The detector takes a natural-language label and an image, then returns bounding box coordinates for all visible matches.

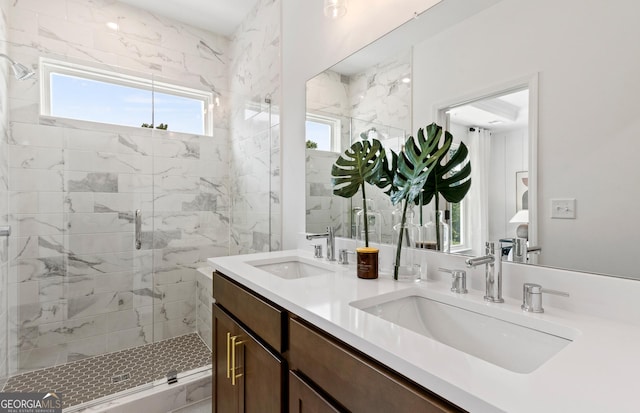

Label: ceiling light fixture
[324,0,347,19]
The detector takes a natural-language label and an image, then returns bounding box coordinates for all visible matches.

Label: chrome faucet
[306,226,336,261]
[466,242,503,303]
[512,238,541,263]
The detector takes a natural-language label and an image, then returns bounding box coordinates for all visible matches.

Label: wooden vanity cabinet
[213,272,286,413]
[288,317,466,413]
[213,270,465,413]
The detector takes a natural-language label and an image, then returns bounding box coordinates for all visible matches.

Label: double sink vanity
[208,246,640,412]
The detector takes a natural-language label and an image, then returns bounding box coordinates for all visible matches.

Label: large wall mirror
[305,0,640,281]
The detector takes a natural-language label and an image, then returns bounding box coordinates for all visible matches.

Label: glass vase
[355,199,382,248]
[392,221,420,282]
[421,210,450,252]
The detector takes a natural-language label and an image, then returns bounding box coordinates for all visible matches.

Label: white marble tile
[37,313,108,347]
[67,232,134,255]
[116,133,154,156]
[64,128,120,152]
[66,290,131,320]
[65,192,96,213]
[105,324,153,353]
[117,173,153,193]
[157,280,196,303]
[9,144,64,170]
[38,13,94,48]
[153,138,200,159]
[67,251,135,276]
[65,150,154,174]
[154,267,196,286]
[65,171,118,193]
[66,334,108,362]
[11,0,68,20]
[12,213,64,236]
[15,299,66,328]
[65,212,130,234]
[6,122,56,149]
[106,306,153,333]
[9,169,64,192]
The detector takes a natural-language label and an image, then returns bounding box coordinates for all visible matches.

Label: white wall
[281,0,442,249]
[412,0,640,278]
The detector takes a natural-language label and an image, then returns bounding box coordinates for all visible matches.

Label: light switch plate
[551,198,576,219]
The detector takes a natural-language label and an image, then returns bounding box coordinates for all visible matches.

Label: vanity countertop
[208,249,639,413]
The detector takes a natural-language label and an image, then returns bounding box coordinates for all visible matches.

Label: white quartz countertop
[208,250,640,413]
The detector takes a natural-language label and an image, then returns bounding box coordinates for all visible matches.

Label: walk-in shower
[0,55,215,410]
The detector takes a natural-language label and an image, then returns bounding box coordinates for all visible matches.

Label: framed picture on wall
[516,171,529,211]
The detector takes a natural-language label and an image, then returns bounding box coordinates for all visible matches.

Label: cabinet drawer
[289,371,343,413]
[214,271,285,352]
[289,317,465,413]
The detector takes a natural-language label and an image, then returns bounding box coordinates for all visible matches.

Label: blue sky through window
[305,120,332,151]
[50,73,205,135]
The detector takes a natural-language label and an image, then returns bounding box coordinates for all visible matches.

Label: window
[305,112,341,152]
[41,58,213,136]
[448,146,471,252]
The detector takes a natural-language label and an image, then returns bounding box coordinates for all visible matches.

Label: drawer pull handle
[231,335,244,386]
[226,332,231,379]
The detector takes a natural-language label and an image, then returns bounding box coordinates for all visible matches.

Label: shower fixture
[0,53,35,80]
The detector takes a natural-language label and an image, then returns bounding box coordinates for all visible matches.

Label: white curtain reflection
[466,128,491,256]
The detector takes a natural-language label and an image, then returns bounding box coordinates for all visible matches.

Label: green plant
[418,123,471,250]
[331,139,385,247]
[387,125,449,279]
[141,123,169,130]
[306,140,318,149]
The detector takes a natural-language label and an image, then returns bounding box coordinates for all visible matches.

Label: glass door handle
[135,209,142,250]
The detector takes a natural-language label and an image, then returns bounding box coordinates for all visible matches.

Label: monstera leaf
[390,125,449,206]
[420,124,472,206]
[388,125,449,279]
[331,139,384,198]
[373,148,398,196]
[418,123,472,250]
[331,139,385,246]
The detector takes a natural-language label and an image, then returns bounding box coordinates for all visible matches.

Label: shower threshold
[2,333,211,409]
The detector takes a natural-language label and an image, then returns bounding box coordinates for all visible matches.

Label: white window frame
[306,112,342,152]
[40,57,214,136]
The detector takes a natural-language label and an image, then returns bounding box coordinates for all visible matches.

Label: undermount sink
[351,289,575,373]
[248,256,337,279]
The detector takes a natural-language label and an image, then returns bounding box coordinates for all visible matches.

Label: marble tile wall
[3,0,230,375]
[348,51,411,132]
[0,0,10,390]
[229,0,281,255]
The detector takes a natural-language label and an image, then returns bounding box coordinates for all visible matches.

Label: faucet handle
[439,268,468,294]
[312,244,323,259]
[521,283,569,313]
[338,249,355,265]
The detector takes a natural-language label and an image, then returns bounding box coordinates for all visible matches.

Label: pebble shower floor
[2,333,211,409]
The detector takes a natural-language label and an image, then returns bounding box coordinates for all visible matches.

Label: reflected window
[448,146,470,252]
[305,113,341,152]
[41,58,213,136]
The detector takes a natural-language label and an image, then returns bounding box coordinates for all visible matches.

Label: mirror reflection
[305,0,640,280]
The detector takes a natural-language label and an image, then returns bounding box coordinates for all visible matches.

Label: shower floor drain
[112,373,131,383]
